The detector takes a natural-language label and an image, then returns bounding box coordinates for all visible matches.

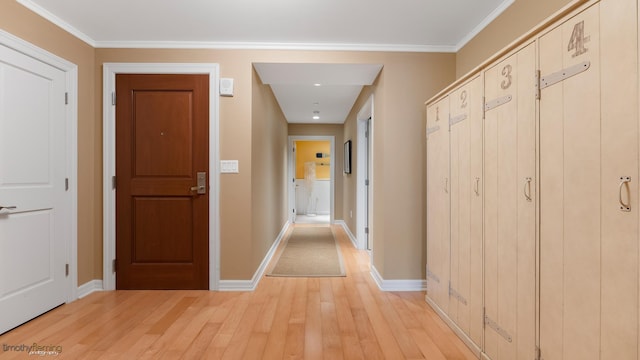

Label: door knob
[190,172,207,195]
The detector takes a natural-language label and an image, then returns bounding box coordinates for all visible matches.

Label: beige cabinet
[426,96,450,314]
[448,75,484,351]
[538,1,639,359]
[426,1,639,359]
[483,41,536,360]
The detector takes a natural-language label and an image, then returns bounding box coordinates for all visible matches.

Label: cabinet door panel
[449,75,483,348]
[483,42,536,360]
[426,97,450,313]
[539,1,639,359]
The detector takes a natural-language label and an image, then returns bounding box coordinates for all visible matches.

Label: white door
[0,41,69,334]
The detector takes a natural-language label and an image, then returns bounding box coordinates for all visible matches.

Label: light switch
[221,160,239,173]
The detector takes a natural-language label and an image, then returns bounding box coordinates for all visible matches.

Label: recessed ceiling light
[313,83,321,87]
[313,116,320,120]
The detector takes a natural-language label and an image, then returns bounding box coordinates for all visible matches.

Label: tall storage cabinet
[483,42,536,360]
[448,75,484,350]
[425,0,640,359]
[426,96,450,314]
[538,0,639,358]
[426,75,484,355]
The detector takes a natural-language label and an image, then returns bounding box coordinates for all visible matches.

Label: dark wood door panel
[116,73,209,290]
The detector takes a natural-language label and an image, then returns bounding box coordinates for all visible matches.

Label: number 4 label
[568,21,590,58]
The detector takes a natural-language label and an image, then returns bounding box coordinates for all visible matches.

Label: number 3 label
[501,65,512,90]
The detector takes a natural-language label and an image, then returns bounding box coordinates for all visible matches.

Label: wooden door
[426,96,450,313]
[483,42,536,360]
[116,74,209,290]
[448,75,483,350]
[0,40,70,334]
[539,1,639,358]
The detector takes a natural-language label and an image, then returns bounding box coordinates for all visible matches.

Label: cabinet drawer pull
[524,177,532,202]
[619,176,631,212]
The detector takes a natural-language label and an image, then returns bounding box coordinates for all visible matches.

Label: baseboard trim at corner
[335,220,358,249]
[77,280,103,299]
[218,221,290,291]
[370,266,427,292]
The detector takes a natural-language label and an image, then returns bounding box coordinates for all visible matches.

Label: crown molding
[17,0,97,47]
[455,0,515,51]
[94,40,456,53]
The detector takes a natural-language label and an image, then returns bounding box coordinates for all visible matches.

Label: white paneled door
[0,40,70,334]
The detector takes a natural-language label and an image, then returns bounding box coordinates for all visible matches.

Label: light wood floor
[0,224,477,359]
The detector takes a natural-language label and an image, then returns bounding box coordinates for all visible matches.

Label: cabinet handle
[524,177,532,202]
[474,177,480,196]
[445,178,449,193]
[619,176,631,212]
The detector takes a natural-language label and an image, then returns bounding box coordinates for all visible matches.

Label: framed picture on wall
[344,140,352,174]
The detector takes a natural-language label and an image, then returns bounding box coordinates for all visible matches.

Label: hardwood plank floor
[0,224,477,359]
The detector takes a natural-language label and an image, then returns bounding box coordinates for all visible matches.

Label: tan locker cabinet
[483,41,536,360]
[538,0,639,359]
[448,75,484,352]
[426,96,451,314]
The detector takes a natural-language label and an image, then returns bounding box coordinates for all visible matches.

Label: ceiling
[17,0,514,123]
[254,63,382,124]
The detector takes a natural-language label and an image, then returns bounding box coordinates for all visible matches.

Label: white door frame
[102,63,220,291]
[356,95,374,250]
[0,29,79,302]
[288,136,335,224]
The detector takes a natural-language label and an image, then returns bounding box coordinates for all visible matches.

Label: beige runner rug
[267,226,346,277]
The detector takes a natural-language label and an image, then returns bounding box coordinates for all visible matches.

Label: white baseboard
[218,221,290,291]
[77,280,103,298]
[370,265,427,292]
[335,220,358,249]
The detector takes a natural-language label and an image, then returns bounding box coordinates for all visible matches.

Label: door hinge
[482,96,486,119]
[535,70,541,100]
[364,227,369,234]
[112,92,116,106]
[65,263,69,277]
[112,259,117,273]
[112,176,116,190]
[540,61,590,90]
[65,178,69,191]
[65,92,69,105]
[365,179,369,186]
[535,346,541,360]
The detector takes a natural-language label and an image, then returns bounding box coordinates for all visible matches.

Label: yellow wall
[295,141,331,180]
[289,124,345,221]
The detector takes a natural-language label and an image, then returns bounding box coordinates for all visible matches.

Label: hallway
[0,224,475,359]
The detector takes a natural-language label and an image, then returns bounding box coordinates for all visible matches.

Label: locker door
[539,1,638,359]
[426,97,450,313]
[483,42,536,360]
[449,75,483,349]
